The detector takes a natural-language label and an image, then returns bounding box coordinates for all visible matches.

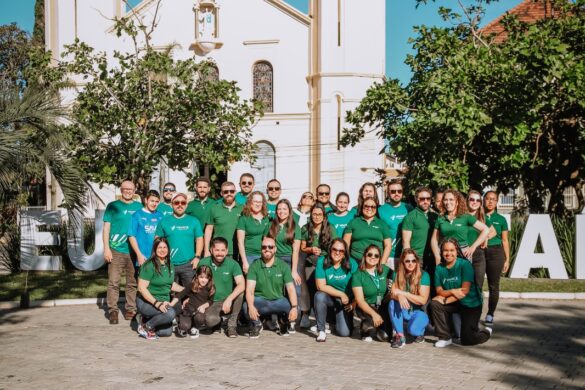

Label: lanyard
[368,271,380,292]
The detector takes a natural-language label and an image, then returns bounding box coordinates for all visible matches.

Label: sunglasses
[241,181,254,185]
[403,259,416,264]
[366,252,380,259]
[331,248,345,254]
[222,190,236,194]
[302,194,314,199]
[389,189,403,194]
[363,205,376,210]
[173,201,187,206]
[268,186,281,191]
[469,198,481,202]
[418,196,431,201]
[261,245,275,250]
[318,192,330,196]
[162,188,175,192]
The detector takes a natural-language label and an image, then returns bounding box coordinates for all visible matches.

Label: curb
[485,292,585,300]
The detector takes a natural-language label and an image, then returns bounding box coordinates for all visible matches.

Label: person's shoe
[484,314,494,326]
[176,329,188,338]
[453,337,461,345]
[391,335,406,348]
[265,315,278,331]
[287,321,296,334]
[414,335,425,344]
[300,314,311,329]
[137,324,148,338]
[144,329,158,340]
[124,311,136,321]
[249,324,263,339]
[316,331,327,342]
[226,327,238,338]
[189,328,200,339]
[362,336,373,342]
[485,327,493,336]
[310,323,331,334]
[376,329,389,342]
[109,311,119,325]
[434,339,452,348]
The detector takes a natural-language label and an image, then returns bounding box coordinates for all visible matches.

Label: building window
[253,61,273,113]
[251,141,276,191]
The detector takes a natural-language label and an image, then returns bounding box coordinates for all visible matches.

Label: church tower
[308,0,386,197]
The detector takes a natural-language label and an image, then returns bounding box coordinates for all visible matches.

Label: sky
[0,0,523,84]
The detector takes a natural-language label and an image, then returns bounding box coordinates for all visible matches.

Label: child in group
[176,265,216,338]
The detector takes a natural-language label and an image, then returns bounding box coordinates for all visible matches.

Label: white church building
[45,0,386,206]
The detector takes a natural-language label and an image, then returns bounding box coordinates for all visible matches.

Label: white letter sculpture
[67,209,105,271]
[576,215,585,279]
[20,210,62,271]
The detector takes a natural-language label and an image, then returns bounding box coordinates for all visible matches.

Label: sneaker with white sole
[277,321,290,337]
[176,328,188,338]
[249,324,263,339]
[391,335,406,348]
[300,314,311,329]
[316,331,327,342]
[310,324,331,334]
[287,321,296,334]
[434,339,452,348]
[189,328,200,339]
[362,336,373,342]
[137,324,148,338]
[484,314,494,326]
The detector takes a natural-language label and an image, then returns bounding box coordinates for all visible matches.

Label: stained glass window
[253,61,273,113]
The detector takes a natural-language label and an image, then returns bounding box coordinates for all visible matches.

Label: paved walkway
[0,299,583,389]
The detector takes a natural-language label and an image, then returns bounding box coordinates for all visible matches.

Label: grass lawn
[0,272,584,301]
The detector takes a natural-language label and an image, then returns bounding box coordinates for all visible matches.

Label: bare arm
[236,230,248,269]
[402,229,413,250]
[128,236,147,266]
[343,232,352,250]
[291,239,302,284]
[285,282,298,322]
[204,224,214,257]
[245,279,259,320]
[103,222,112,263]
[352,286,383,326]
[381,238,392,266]
[465,220,490,258]
[502,230,510,273]
[430,229,441,264]
[316,278,349,303]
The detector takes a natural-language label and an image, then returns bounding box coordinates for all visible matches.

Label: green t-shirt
[402,207,438,260]
[206,202,243,256]
[486,212,509,247]
[315,257,358,294]
[434,258,482,308]
[351,264,393,305]
[345,216,391,260]
[156,202,174,217]
[247,258,293,300]
[236,214,271,256]
[267,202,278,220]
[155,214,203,266]
[327,212,355,238]
[301,224,338,257]
[435,214,478,247]
[235,191,249,206]
[198,256,243,301]
[185,198,215,228]
[391,271,430,310]
[139,259,175,302]
[103,200,142,254]
[264,222,301,256]
[378,202,414,257]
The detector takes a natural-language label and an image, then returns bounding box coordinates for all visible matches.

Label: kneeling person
[245,236,298,338]
[197,237,245,338]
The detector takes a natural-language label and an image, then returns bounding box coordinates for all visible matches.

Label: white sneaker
[434,339,452,348]
[362,336,373,342]
[300,314,311,329]
[485,327,493,336]
[189,328,200,339]
[310,324,331,334]
[316,331,327,342]
[287,321,296,334]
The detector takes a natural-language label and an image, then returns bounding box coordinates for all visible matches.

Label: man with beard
[186,177,215,228]
[157,182,176,217]
[204,181,243,258]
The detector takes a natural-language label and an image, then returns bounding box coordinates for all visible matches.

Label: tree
[62,1,263,195]
[342,0,585,216]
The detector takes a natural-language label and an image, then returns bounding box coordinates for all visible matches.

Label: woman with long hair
[293,191,315,228]
[237,191,271,274]
[430,238,491,347]
[350,182,380,217]
[389,249,430,348]
[136,237,184,340]
[351,244,393,342]
[176,265,216,338]
[466,190,494,289]
[482,190,510,326]
[313,239,358,342]
[430,189,490,264]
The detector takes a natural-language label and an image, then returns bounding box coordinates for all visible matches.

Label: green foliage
[343,0,585,215]
[62,11,262,195]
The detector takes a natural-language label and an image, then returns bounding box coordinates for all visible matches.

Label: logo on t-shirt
[443,276,459,284]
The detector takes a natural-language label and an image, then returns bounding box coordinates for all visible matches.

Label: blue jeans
[174,262,195,288]
[314,291,353,337]
[243,296,291,326]
[279,255,302,316]
[247,255,262,268]
[389,300,429,337]
[136,296,177,337]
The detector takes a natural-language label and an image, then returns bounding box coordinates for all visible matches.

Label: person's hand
[197,305,206,314]
[432,295,444,303]
[463,246,476,259]
[398,295,411,310]
[137,254,147,266]
[502,260,510,274]
[452,288,466,300]
[288,307,298,322]
[248,305,260,321]
[158,301,170,313]
[435,256,441,265]
[242,262,249,275]
[340,293,349,305]
[191,258,200,269]
[182,298,190,309]
[344,301,356,312]
[372,313,384,327]
[204,250,211,258]
[222,298,232,314]
[104,248,113,263]
[480,242,488,249]
[312,247,321,256]
[292,271,301,285]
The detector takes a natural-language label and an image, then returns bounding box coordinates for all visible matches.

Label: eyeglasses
[469,198,481,202]
[363,205,376,210]
[418,197,431,201]
[403,259,416,264]
[252,200,263,204]
[318,192,330,196]
[389,189,403,194]
[222,190,236,194]
[302,194,314,199]
[121,188,134,192]
[261,245,275,250]
[331,248,345,254]
[173,201,187,206]
[241,181,253,185]
[366,252,380,259]
[268,187,281,191]
[311,213,324,218]
[162,188,175,192]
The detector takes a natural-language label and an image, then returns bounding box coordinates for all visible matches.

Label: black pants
[430,300,490,346]
[356,302,391,341]
[485,245,506,316]
[471,248,486,291]
[178,309,206,332]
[174,263,195,288]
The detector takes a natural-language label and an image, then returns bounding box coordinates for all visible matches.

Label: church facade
[45,0,386,205]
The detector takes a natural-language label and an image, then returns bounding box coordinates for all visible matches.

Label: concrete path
[0,299,583,389]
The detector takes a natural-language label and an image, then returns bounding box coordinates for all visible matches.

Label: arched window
[253,61,273,112]
[250,141,276,191]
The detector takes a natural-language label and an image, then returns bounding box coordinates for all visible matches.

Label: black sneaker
[249,324,263,339]
[226,327,238,338]
[176,329,188,338]
[414,335,425,344]
[277,321,290,337]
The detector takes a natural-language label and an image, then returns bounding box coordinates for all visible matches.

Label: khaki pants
[106,250,137,314]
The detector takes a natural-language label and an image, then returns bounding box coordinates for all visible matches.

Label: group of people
[103,174,509,348]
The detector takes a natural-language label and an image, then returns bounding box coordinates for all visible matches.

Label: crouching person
[176,265,215,339]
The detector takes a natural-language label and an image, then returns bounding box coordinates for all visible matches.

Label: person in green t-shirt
[136,237,184,339]
[245,236,298,339]
[351,244,393,342]
[483,191,510,327]
[315,184,337,214]
[389,249,430,348]
[431,189,490,264]
[430,238,491,348]
[313,238,358,342]
[328,192,355,238]
[350,182,380,218]
[378,179,413,267]
[103,180,142,325]
[235,173,255,206]
[266,179,282,220]
[204,181,243,258]
[156,182,176,217]
[237,191,271,274]
[197,237,245,338]
[466,190,493,290]
[185,177,215,230]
